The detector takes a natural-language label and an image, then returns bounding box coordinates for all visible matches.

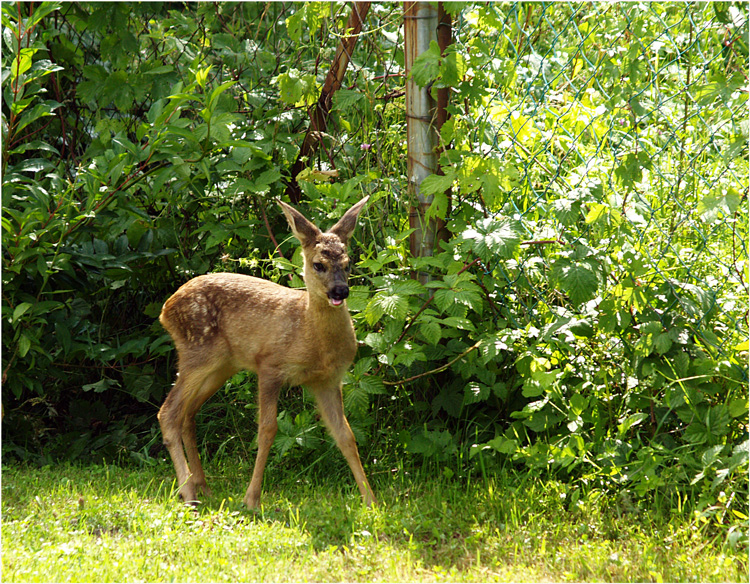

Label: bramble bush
[2,1,747,542]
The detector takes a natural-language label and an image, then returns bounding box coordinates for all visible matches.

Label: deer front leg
[312,384,376,507]
[244,376,282,509]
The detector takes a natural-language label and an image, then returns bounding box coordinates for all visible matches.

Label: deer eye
[313,262,325,273]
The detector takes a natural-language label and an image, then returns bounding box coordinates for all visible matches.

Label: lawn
[2,461,746,582]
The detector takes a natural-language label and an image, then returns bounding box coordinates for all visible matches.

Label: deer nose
[329,285,349,301]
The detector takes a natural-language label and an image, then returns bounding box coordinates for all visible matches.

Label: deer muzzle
[328,284,349,307]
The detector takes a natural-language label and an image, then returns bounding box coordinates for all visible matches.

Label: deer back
[160,272,357,387]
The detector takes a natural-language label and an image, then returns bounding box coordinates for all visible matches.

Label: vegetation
[2,1,747,578]
[2,462,747,582]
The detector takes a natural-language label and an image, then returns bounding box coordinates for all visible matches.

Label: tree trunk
[286,2,371,204]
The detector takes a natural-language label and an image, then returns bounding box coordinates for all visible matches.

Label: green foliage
[1,1,747,545]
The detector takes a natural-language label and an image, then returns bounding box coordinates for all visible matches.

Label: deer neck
[305,290,353,331]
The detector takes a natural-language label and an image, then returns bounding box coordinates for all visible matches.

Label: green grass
[2,461,746,582]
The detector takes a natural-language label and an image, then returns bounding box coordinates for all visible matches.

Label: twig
[520,238,564,246]
[381,339,482,386]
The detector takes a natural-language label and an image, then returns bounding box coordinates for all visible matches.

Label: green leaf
[439,46,467,87]
[697,189,741,222]
[392,279,426,296]
[551,260,599,306]
[618,413,649,437]
[207,80,236,113]
[377,293,409,320]
[653,332,672,355]
[684,421,710,445]
[419,172,454,196]
[419,320,442,345]
[570,393,588,416]
[728,398,749,418]
[464,382,489,405]
[614,151,652,188]
[487,435,518,455]
[275,69,315,105]
[18,333,32,358]
[705,405,730,437]
[523,409,564,433]
[360,375,387,395]
[410,40,441,87]
[462,218,523,261]
[13,100,61,134]
[12,302,33,323]
[334,89,364,110]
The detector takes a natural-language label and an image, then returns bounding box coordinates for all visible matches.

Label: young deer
[157,197,375,508]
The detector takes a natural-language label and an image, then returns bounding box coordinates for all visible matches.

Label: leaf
[419,172,454,196]
[360,375,387,395]
[701,444,726,467]
[333,89,364,110]
[523,409,563,433]
[697,189,741,222]
[487,435,518,455]
[439,46,467,87]
[13,100,62,134]
[614,151,652,188]
[551,260,599,306]
[18,333,32,358]
[12,302,33,323]
[463,382,489,405]
[684,421,710,445]
[207,80,236,113]
[9,47,34,81]
[275,69,316,105]
[462,218,523,261]
[617,413,649,437]
[410,40,441,87]
[419,320,442,345]
[376,293,409,321]
[82,378,118,393]
[522,369,561,398]
[705,405,731,437]
[653,332,672,355]
[392,279,426,296]
[570,393,588,416]
[728,398,749,419]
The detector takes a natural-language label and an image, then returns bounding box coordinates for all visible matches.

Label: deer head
[279,197,369,307]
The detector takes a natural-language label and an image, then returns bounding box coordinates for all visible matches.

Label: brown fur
[157,197,375,508]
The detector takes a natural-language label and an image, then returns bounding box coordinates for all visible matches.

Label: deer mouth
[328,285,349,307]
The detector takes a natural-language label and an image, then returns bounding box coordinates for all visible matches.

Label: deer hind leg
[312,384,376,507]
[159,362,231,504]
[244,375,282,509]
[180,365,235,498]
[158,376,194,502]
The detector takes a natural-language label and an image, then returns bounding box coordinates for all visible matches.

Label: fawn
[157,197,375,508]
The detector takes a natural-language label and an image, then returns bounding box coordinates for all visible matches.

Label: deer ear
[279,201,321,247]
[328,196,369,245]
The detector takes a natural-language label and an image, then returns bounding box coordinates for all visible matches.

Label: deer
[157,197,375,509]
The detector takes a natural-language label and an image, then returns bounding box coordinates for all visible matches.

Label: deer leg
[243,375,282,509]
[158,377,197,503]
[159,363,229,504]
[312,384,376,507]
[181,367,234,498]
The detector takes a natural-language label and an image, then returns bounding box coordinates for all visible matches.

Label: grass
[2,460,747,582]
